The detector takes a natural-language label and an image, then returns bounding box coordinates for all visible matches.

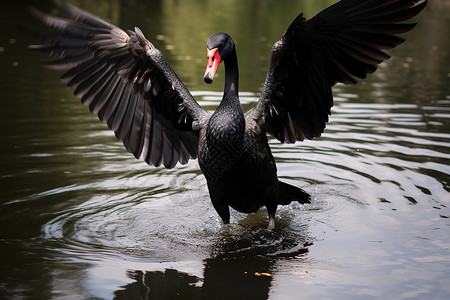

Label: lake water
[1,0,449,299]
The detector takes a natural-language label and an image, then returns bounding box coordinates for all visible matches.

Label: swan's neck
[223,47,239,99]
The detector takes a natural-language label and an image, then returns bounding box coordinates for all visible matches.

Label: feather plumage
[250,0,427,143]
[28,0,208,168]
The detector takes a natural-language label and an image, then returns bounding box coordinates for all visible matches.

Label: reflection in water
[1,0,450,299]
[115,269,202,299]
[114,224,310,300]
[114,253,274,300]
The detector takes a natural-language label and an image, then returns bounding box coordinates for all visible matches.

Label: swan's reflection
[114,220,310,300]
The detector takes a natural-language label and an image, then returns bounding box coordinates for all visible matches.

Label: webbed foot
[267,217,275,230]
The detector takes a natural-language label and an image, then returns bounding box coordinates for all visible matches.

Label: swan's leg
[267,204,277,230]
[217,205,230,224]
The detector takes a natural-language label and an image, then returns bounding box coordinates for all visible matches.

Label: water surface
[1,0,449,299]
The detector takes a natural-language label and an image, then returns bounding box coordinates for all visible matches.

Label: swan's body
[198,33,281,228]
[29,0,427,228]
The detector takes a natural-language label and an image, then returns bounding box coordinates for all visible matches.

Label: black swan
[28,0,427,229]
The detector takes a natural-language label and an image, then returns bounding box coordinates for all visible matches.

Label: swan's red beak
[204,48,221,84]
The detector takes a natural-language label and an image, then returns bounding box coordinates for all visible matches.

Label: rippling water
[1,1,450,299]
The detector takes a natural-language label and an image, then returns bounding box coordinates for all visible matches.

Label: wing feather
[92,75,121,116]
[128,92,145,157]
[250,0,427,143]
[28,0,209,168]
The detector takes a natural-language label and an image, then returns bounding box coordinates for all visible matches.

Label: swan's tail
[278,181,311,205]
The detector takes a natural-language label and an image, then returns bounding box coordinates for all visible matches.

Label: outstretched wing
[248,0,427,143]
[28,0,209,168]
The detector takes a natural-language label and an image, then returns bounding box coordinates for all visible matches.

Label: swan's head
[204,32,235,84]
